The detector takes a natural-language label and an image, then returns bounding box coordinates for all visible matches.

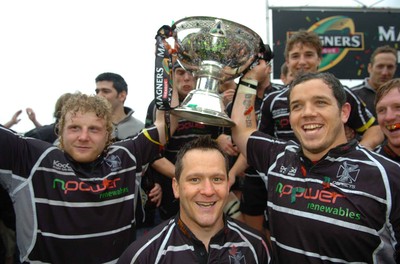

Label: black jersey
[0,125,161,263]
[375,141,400,163]
[259,86,376,142]
[351,78,377,117]
[144,99,221,220]
[247,131,400,263]
[118,214,271,264]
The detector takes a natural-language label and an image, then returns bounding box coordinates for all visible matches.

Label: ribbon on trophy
[154,25,175,142]
[154,25,174,111]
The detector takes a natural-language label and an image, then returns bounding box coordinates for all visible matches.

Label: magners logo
[288,16,364,72]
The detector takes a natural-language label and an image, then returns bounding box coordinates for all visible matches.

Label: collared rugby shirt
[247,132,400,263]
[0,125,161,263]
[118,214,271,264]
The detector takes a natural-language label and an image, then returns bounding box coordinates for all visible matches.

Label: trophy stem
[196,76,219,93]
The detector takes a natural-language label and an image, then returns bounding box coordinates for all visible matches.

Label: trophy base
[172,107,235,127]
[171,89,235,127]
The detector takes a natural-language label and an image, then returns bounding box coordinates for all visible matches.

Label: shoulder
[261,88,288,111]
[349,79,367,91]
[225,217,271,260]
[226,217,264,238]
[118,218,177,263]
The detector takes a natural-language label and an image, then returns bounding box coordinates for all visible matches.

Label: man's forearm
[359,125,384,150]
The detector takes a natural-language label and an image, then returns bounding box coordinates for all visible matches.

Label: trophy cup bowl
[171,16,262,127]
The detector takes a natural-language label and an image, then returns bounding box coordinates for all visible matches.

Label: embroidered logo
[334,161,359,189]
[104,155,122,171]
[52,160,73,172]
[279,165,297,176]
[229,245,246,264]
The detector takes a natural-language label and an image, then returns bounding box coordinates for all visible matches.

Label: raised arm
[154,84,179,146]
[4,110,22,129]
[26,108,42,128]
[151,157,175,179]
[231,77,258,159]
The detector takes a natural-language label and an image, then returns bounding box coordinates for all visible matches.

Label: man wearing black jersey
[231,71,400,263]
[118,135,271,263]
[0,90,178,263]
[259,30,382,150]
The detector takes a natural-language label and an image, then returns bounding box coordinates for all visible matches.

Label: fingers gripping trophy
[170,16,266,127]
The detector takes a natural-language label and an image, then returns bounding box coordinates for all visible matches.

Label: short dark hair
[174,135,229,181]
[375,78,400,107]
[95,72,128,94]
[284,30,322,59]
[370,45,397,64]
[288,72,347,109]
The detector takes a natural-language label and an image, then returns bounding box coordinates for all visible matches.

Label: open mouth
[303,124,323,131]
[386,123,400,132]
[196,202,216,207]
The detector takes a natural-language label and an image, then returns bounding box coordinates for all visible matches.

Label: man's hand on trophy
[154,25,176,56]
[242,59,270,84]
[155,25,172,39]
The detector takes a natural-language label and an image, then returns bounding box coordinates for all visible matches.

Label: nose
[183,72,193,81]
[298,54,307,65]
[97,91,106,97]
[384,107,398,122]
[302,102,316,117]
[78,128,90,141]
[381,66,391,76]
[200,179,216,196]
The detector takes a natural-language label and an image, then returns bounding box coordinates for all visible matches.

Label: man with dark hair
[352,45,398,117]
[231,71,400,263]
[95,72,144,140]
[118,135,271,264]
[259,30,382,149]
[144,62,236,222]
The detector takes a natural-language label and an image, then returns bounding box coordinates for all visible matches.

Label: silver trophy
[171,16,262,127]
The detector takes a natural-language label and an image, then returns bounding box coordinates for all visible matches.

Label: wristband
[237,85,257,95]
[239,79,258,89]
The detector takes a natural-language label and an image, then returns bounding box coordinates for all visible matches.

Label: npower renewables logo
[288,16,364,72]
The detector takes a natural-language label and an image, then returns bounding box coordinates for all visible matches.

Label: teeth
[386,124,400,131]
[197,202,215,207]
[303,124,322,130]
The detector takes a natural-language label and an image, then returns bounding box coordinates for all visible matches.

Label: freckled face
[376,87,400,153]
[61,111,108,162]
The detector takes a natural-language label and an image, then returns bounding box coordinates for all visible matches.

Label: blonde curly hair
[57,92,114,151]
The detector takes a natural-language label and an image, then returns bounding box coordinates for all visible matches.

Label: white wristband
[237,84,257,95]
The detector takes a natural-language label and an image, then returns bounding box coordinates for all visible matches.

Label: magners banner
[271,9,400,80]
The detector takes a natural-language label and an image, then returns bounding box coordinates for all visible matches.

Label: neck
[112,107,126,124]
[257,80,270,98]
[388,142,400,156]
[367,78,378,90]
